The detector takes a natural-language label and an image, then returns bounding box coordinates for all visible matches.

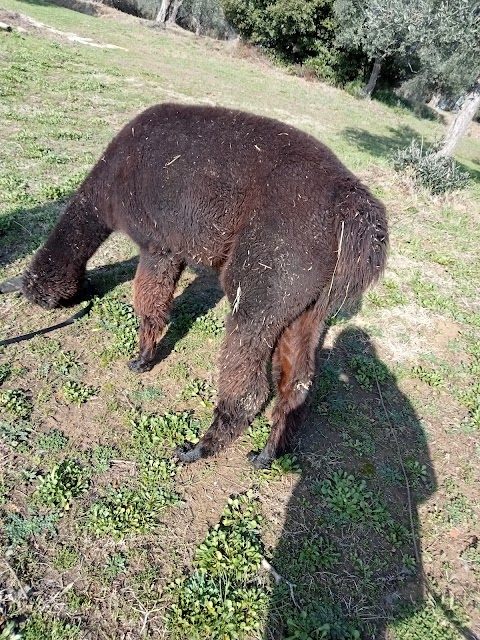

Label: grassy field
[1,2,479,638]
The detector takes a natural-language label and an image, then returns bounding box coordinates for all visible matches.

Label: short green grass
[0,1,479,638]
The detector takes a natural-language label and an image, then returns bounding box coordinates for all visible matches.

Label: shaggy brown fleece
[22,103,388,466]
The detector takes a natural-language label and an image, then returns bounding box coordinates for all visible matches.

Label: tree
[412,0,480,157]
[222,0,336,62]
[436,80,480,157]
[334,0,427,97]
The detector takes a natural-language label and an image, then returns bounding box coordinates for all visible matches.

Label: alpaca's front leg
[128,251,184,373]
[176,316,273,462]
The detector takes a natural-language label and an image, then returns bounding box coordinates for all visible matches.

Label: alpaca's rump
[22,103,388,466]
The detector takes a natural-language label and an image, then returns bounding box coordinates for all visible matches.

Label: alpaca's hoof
[128,357,154,373]
[175,442,203,463]
[247,449,274,469]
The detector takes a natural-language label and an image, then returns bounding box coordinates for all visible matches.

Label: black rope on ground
[0,277,95,347]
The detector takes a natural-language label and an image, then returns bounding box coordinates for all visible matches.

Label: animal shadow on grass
[263,325,461,639]
[88,260,223,364]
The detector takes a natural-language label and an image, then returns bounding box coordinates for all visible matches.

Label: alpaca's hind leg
[176,317,274,462]
[128,251,184,373]
[251,307,324,469]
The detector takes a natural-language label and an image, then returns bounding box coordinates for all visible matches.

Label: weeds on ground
[0,362,12,384]
[92,295,139,361]
[256,455,302,482]
[314,470,391,531]
[246,416,271,452]
[36,428,69,452]
[348,354,391,390]
[61,380,96,404]
[103,552,128,581]
[53,545,79,570]
[86,483,180,540]
[91,444,119,472]
[167,492,268,639]
[131,410,201,452]
[193,309,225,337]
[285,607,360,639]
[35,459,89,510]
[0,420,32,450]
[182,377,216,407]
[411,365,444,388]
[298,535,340,571]
[21,614,81,640]
[391,596,469,640]
[0,389,32,417]
[3,512,58,546]
[367,278,407,308]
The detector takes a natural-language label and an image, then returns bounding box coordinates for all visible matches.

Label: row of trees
[108,0,478,157]
[220,0,479,156]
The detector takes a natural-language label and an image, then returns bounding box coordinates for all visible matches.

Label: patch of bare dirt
[0,8,128,48]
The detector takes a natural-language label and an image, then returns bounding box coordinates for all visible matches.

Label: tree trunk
[167,0,183,24]
[436,79,480,158]
[156,0,171,23]
[363,55,383,99]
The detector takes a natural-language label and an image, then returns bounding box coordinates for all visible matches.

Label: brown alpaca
[22,103,388,467]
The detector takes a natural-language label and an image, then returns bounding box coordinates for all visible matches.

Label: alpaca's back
[81,103,387,302]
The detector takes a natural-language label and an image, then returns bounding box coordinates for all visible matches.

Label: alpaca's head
[22,248,83,309]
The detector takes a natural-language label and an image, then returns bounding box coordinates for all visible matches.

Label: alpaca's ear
[0,275,23,294]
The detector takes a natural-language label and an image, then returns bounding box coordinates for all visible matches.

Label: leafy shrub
[92,296,139,360]
[314,471,390,529]
[182,378,216,407]
[179,0,235,39]
[131,410,201,451]
[87,484,180,540]
[223,0,335,61]
[348,354,390,390]
[392,140,470,195]
[61,380,96,404]
[35,460,89,510]
[167,492,267,639]
[303,45,362,85]
[0,389,31,417]
[37,429,69,452]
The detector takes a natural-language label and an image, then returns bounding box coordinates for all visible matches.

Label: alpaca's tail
[22,191,112,309]
[316,191,388,319]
